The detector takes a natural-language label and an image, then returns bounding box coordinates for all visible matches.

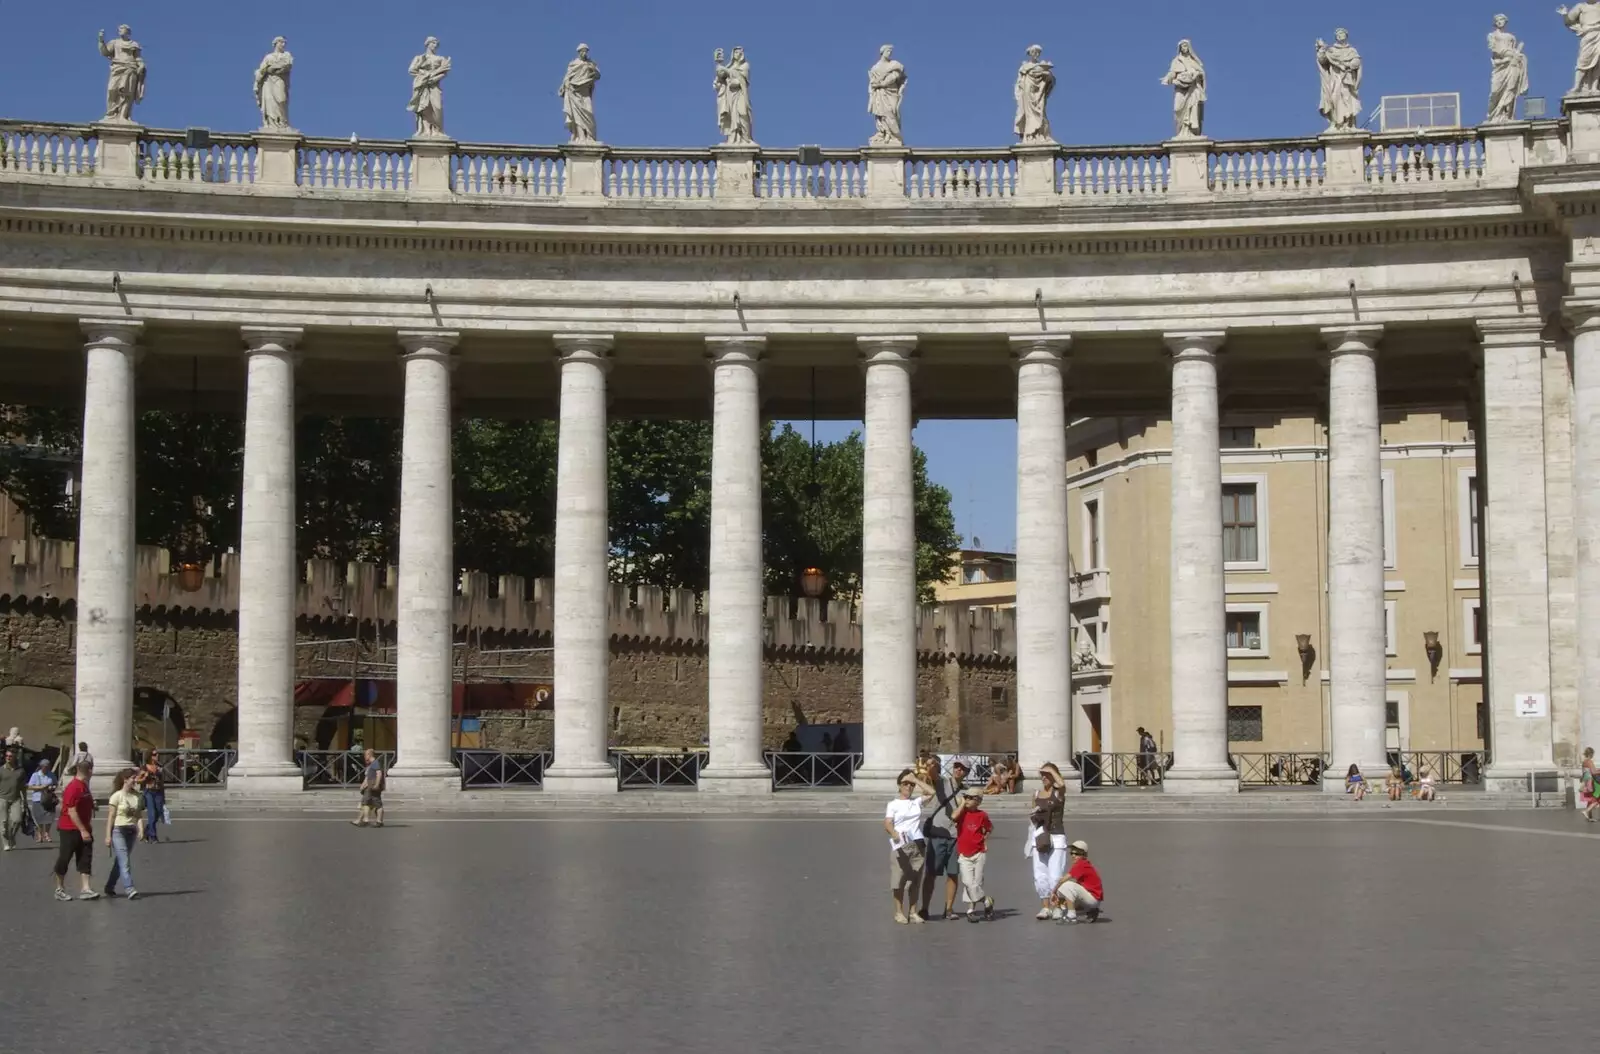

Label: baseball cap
[1069,840,1089,853]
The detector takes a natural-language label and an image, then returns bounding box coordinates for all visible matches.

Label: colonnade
[67,317,1562,793]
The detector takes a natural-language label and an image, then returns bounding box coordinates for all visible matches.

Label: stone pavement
[0,810,1591,1054]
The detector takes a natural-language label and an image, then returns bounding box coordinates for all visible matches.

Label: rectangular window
[990,686,1009,720]
[1222,484,1258,564]
[1458,471,1481,566]
[1085,499,1102,570]
[1220,426,1257,448]
[1381,471,1397,570]
[1467,476,1480,562]
[1225,610,1263,652]
[1385,700,1400,751]
[1226,705,1264,742]
[1464,599,1483,655]
[1476,701,1488,742]
[1384,600,1397,657]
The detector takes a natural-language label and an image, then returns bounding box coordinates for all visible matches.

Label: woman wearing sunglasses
[883,768,936,924]
[1027,762,1070,919]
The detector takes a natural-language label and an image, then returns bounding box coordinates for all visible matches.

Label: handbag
[40,786,57,813]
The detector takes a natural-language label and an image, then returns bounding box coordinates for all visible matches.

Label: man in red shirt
[951,790,995,922]
[1055,839,1103,923]
[52,761,99,901]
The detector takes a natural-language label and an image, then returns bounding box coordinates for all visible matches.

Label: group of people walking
[884,756,1104,926]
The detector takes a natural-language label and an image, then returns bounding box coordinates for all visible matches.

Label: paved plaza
[0,809,1591,1053]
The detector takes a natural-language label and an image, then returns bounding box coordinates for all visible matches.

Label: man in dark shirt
[0,748,24,850]
[920,760,966,920]
[353,749,385,828]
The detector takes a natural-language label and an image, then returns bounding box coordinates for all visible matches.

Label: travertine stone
[1316,29,1362,132]
[1162,332,1236,793]
[254,37,294,132]
[867,45,906,147]
[92,121,141,180]
[1321,129,1370,185]
[1562,1,1600,96]
[1322,324,1388,789]
[559,45,600,144]
[408,136,456,194]
[1569,304,1600,756]
[1014,46,1056,143]
[700,336,770,794]
[229,326,304,791]
[1166,137,1212,193]
[407,37,450,138]
[1162,41,1206,139]
[1486,16,1528,123]
[76,318,142,791]
[252,131,302,186]
[544,335,618,794]
[711,144,760,197]
[97,25,145,123]
[1477,320,1555,787]
[854,336,918,793]
[862,146,909,199]
[1011,336,1076,785]
[1543,333,1579,768]
[713,47,754,145]
[389,330,461,791]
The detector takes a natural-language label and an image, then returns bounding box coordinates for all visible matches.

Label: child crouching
[1054,839,1103,924]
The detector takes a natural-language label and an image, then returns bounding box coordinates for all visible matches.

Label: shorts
[361,789,383,809]
[53,828,91,877]
[1058,880,1100,911]
[890,842,925,893]
[925,834,959,878]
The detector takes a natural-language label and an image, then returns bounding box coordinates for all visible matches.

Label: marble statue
[1315,28,1363,131]
[1161,40,1207,138]
[254,36,294,131]
[1486,16,1528,122]
[1560,1,1600,95]
[713,47,754,145]
[1013,45,1055,143]
[559,44,601,143]
[97,25,146,122]
[407,37,451,138]
[867,45,906,146]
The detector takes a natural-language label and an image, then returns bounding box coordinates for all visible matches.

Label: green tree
[607,421,714,590]
[454,418,558,583]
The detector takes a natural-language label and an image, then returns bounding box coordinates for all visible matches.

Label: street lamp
[798,567,828,599]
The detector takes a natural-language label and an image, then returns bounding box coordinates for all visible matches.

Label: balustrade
[454,145,564,197]
[757,151,865,198]
[605,150,716,198]
[906,150,1016,198]
[1209,139,1325,191]
[0,123,98,175]
[1366,131,1485,184]
[139,131,257,184]
[299,138,412,191]
[1059,147,1169,195]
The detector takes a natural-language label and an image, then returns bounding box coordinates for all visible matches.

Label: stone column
[1162,332,1237,792]
[227,326,305,791]
[1543,332,1579,770]
[74,319,141,790]
[700,337,770,793]
[1478,319,1555,789]
[1322,324,1389,789]
[1570,304,1600,755]
[387,331,461,792]
[1010,335,1076,784]
[854,336,919,793]
[543,335,618,794]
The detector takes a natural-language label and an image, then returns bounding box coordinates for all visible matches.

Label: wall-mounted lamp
[1423,630,1443,681]
[1295,633,1315,684]
[172,561,205,593]
[797,567,828,599]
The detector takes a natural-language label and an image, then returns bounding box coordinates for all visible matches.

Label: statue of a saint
[1161,40,1207,138]
[254,36,294,132]
[97,25,146,123]
[1486,16,1529,122]
[1560,1,1600,95]
[1315,28,1363,131]
[559,43,601,144]
[1013,45,1055,143]
[713,47,754,145]
[867,44,906,146]
[407,37,451,138]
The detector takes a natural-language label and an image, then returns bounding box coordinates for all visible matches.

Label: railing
[1060,147,1169,195]
[455,749,551,789]
[1387,749,1487,785]
[453,144,564,197]
[299,138,412,191]
[1366,131,1485,184]
[605,150,716,199]
[139,130,257,184]
[1209,138,1325,191]
[757,150,865,199]
[299,749,395,789]
[906,151,1017,199]
[150,748,236,787]
[0,123,97,175]
[1232,752,1330,788]
[1076,752,1171,790]
[940,752,1018,789]
[614,750,707,789]
[769,751,859,790]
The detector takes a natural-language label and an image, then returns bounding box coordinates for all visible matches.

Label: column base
[88,758,137,797]
[1483,762,1564,799]
[698,765,773,795]
[384,761,461,797]
[225,763,306,794]
[541,763,619,795]
[1162,767,1239,794]
[850,767,907,796]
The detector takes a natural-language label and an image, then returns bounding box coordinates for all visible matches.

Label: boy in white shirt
[883,767,934,924]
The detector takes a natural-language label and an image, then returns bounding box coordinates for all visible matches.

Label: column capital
[79,318,143,350]
[1475,316,1547,347]
[857,335,918,369]
[1008,334,1071,365]
[705,335,766,366]
[397,329,460,360]
[553,333,615,368]
[240,325,304,357]
[1163,331,1226,360]
[1563,297,1600,334]
[1320,324,1383,354]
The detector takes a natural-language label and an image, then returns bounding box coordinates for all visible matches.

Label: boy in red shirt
[950,790,995,923]
[1055,839,1103,923]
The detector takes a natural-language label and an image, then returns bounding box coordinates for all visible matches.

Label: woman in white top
[25,759,54,844]
[883,767,935,924]
[103,767,145,899]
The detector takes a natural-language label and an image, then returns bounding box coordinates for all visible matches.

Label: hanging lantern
[798,567,828,599]
[173,562,206,593]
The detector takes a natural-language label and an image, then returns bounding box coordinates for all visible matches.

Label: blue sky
[1,1,1569,550]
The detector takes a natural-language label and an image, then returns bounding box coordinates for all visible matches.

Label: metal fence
[1232,752,1330,788]
[769,752,859,790]
[1076,752,1171,790]
[456,750,551,789]
[299,750,394,789]
[940,752,1017,789]
[150,749,236,787]
[614,751,706,790]
[1387,750,1487,786]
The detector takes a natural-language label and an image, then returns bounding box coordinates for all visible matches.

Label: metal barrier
[456,750,551,789]
[941,752,1018,789]
[299,750,394,789]
[1232,752,1329,788]
[1076,752,1171,790]
[1386,750,1487,786]
[151,749,236,787]
[614,751,706,790]
[769,752,859,790]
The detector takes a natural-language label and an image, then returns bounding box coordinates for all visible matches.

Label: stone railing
[0,117,1571,205]
[0,534,1015,659]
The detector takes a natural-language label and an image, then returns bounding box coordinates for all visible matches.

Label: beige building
[933,549,1017,612]
[1066,410,1484,765]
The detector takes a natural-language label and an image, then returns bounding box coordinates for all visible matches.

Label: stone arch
[0,685,70,749]
[132,687,187,749]
[209,706,237,750]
